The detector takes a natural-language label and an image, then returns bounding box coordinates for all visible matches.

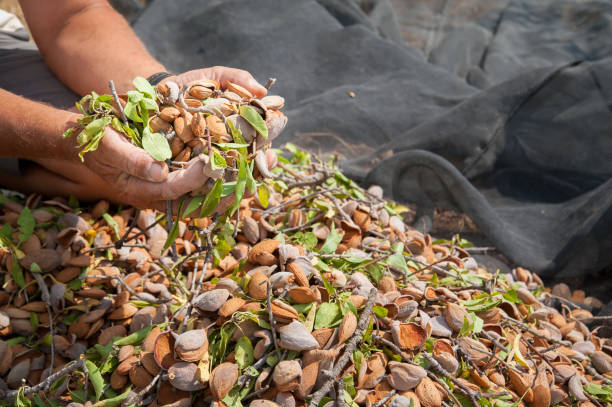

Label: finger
[96,129,168,182]
[122,157,209,205]
[221,68,267,98]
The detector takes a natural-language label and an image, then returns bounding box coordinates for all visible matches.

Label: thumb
[99,129,168,182]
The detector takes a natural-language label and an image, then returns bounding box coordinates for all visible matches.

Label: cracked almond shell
[248,239,280,266]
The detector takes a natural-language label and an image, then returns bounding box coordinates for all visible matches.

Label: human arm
[18,0,165,95]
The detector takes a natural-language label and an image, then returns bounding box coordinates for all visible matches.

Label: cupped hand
[75,126,211,209]
[164,66,268,98]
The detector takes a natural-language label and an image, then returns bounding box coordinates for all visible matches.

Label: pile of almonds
[0,146,610,407]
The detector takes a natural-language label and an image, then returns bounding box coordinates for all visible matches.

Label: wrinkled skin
[3,67,285,213]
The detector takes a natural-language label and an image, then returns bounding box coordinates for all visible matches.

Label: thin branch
[308,288,377,407]
[109,80,128,124]
[267,281,279,351]
[2,359,86,400]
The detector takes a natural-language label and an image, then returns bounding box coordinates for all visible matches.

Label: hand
[28,126,211,211]
[163,66,268,98]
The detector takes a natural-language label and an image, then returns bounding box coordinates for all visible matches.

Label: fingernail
[148,163,167,182]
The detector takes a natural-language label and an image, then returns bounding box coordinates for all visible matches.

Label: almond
[169,361,205,391]
[159,107,180,122]
[218,297,247,318]
[287,261,309,287]
[189,85,213,99]
[288,287,318,304]
[248,273,269,300]
[191,112,207,138]
[444,302,471,332]
[226,82,253,99]
[174,115,194,143]
[248,239,280,266]
[337,311,357,344]
[415,377,442,407]
[209,362,239,400]
[206,115,229,141]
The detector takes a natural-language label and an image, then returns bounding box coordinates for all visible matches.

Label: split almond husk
[175,329,208,362]
[337,311,357,344]
[210,362,239,400]
[169,361,205,391]
[391,322,427,350]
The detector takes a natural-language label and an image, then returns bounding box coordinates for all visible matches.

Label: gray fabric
[0,31,79,176]
[0,32,79,108]
[134,0,612,285]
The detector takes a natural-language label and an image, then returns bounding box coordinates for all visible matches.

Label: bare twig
[267,281,279,351]
[123,371,162,406]
[373,389,396,407]
[109,80,128,124]
[308,288,377,407]
[32,273,54,374]
[2,359,86,400]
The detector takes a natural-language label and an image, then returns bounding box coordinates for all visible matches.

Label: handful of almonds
[63,76,287,202]
[0,146,610,407]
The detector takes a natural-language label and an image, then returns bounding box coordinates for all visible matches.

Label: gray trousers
[0,30,79,175]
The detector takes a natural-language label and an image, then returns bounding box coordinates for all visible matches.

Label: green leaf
[458,315,473,337]
[83,117,111,140]
[102,213,120,240]
[214,142,250,150]
[62,127,76,139]
[133,76,156,99]
[387,253,408,274]
[30,262,42,273]
[290,231,318,251]
[164,199,185,250]
[320,272,336,296]
[123,101,141,123]
[85,360,104,401]
[78,129,106,160]
[11,256,26,289]
[235,336,254,369]
[113,325,155,346]
[471,313,484,334]
[91,387,132,407]
[142,127,171,161]
[257,184,270,209]
[239,105,268,139]
[227,120,248,157]
[319,223,343,254]
[29,312,39,329]
[314,302,342,330]
[211,151,228,169]
[230,156,247,216]
[503,288,519,304]
[464,298,502,313]
[373,306,388,318]
[184,195,205,217]
[140,96,158,111]
[200,178,224,217]
[17,207,35,244]
[304,302,318,332]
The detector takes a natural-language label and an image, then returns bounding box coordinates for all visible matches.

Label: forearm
[0,89,79,161]
[19,0,165,95]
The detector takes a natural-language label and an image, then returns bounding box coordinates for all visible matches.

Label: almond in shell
[415,377,442,407]
[175,329,208,362]
[248,239,280,266]
[209,362,239,400]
